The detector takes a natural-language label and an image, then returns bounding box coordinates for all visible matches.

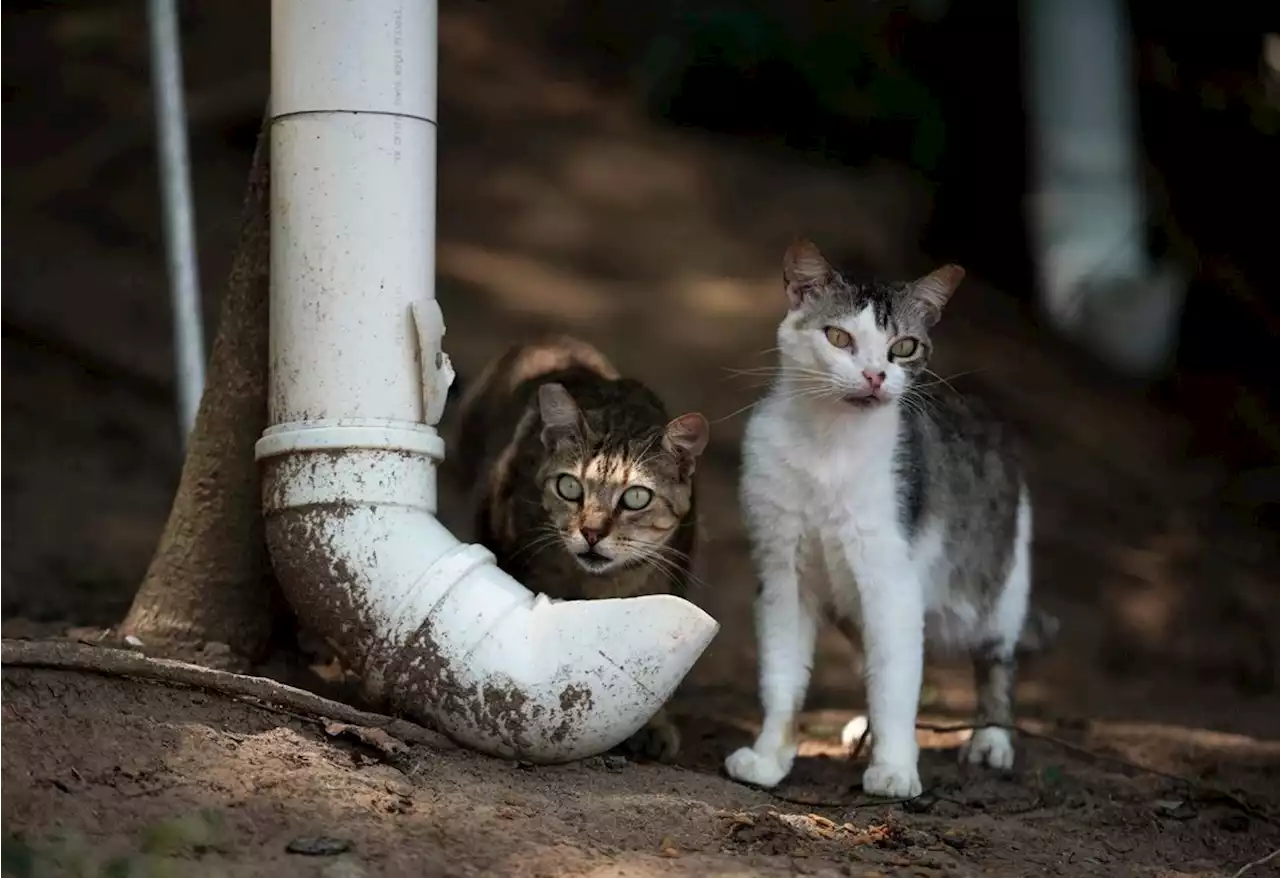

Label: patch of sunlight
[561,141,708,210]
[579,858,761,877]
[436,242,619,321]
[1098,722,1280,756]
[507,197,595,253]
[796,737,849,759]
[674,275,774,319]
[1111,534,1189,643]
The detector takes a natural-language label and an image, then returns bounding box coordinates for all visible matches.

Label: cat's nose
[862,369,886,390]
[581,527,603,546]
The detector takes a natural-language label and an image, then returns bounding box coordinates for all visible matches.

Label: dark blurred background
[542,0,1280,479]
[3,0,1279,729]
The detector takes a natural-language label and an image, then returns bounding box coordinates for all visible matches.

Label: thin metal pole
[147,0,206,443]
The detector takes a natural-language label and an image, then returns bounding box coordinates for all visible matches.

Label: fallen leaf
[658,836,681,858]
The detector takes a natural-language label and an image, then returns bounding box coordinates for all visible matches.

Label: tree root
[1231,846,1280,878]
[0,638,453,751]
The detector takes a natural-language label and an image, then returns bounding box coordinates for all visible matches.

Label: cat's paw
[960,726,1015,770]
[620,716,681,763]
[861,762,922,798]
[724,745,795,789]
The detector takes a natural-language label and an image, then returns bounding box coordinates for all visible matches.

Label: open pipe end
[384,586,720,763]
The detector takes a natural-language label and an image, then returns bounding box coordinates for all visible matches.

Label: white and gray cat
[725,240,1055,798]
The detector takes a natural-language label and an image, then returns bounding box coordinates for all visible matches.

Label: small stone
[1154,799,1197,821]
[603,754,629,771]
[903,791,938,814]
[287,837,352,856]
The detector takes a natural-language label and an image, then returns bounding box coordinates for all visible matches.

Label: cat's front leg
[847,533,925,799]
[724,521,816,789]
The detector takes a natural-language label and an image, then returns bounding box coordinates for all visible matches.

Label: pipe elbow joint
[257,422,719,762]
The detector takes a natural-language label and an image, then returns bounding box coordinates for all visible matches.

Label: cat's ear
[538,382,582,448]
[911,264,965,324]
[663,412,710,477]
[783,239,833,310]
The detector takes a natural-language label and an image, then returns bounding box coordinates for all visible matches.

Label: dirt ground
[3,3,1279,876]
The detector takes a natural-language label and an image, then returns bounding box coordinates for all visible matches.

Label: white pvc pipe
[257,0,719,762]
[1023,0,1184,377]
[147,0,206,440]
[1024,0,1147,320]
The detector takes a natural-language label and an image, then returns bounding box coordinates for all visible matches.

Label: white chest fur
[741,395,966,636]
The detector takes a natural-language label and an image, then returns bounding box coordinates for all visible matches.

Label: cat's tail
[450,336,618,483]
[456,336,618,426]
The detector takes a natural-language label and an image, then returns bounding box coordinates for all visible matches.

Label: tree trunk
[121,121,288,666]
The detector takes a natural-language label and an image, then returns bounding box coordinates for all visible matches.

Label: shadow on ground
[3,2,1278,875]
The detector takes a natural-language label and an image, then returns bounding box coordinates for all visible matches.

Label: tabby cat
[454,336,710,760]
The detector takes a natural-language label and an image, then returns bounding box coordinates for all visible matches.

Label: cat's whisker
[651,542,704,577]
[509,525,564,563]
[712,396,776,425]
[629,431,665,474]
[628,542,706,594]
[918,367,983,397]
[655,542,693,563]
[660,553,712,593]
[713,380,842,424]
[898,397,928,421]
[724,364,832,378]
[722,368,835,386]
[621,543,674,586]
[647,557,688,594]
[899,390,936,420]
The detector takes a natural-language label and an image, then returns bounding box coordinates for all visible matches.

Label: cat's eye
[889,337,920,359]
[554,474,584,502]
[824,326,853,349]
[619,485,653,511]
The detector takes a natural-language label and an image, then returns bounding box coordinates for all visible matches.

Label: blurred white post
[147,0,206,441]
[1023,0,1184,378]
